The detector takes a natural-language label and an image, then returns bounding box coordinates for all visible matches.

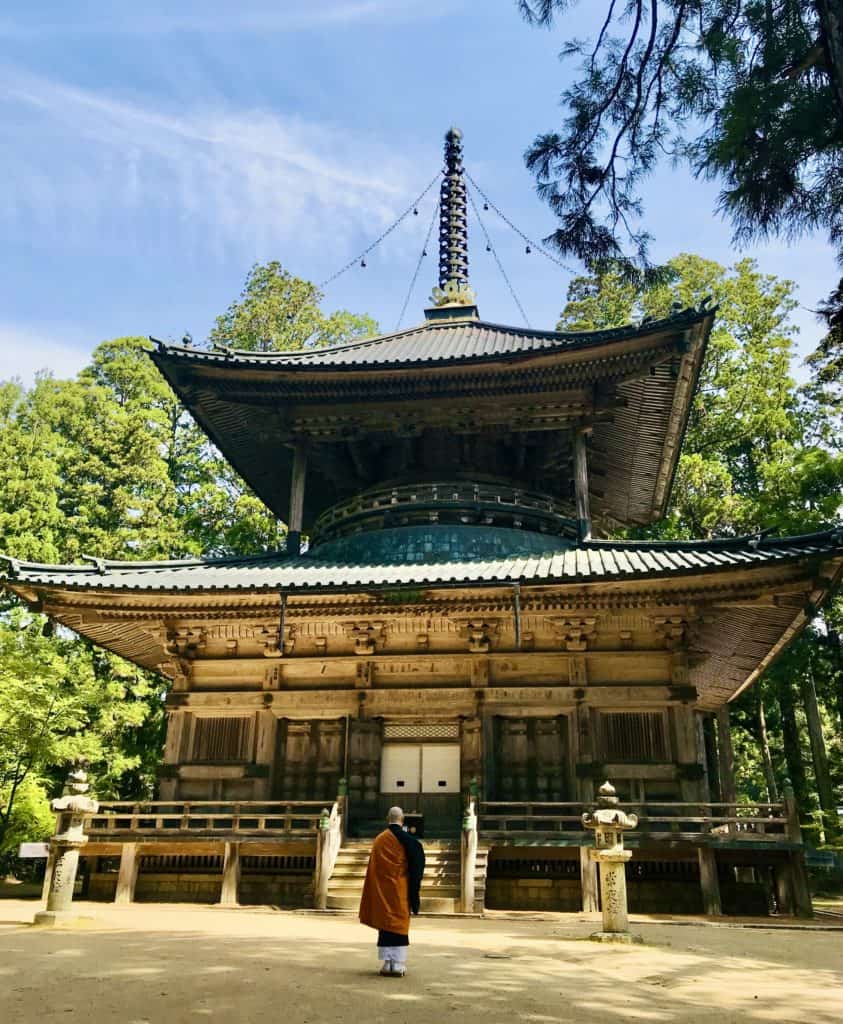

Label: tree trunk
[777,678,810,817]
[816,0,843,123]
[799,664,837,840]
[826,625,843,734]
[755,691,779,802]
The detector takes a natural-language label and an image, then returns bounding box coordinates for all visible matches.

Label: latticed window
[190,716,253,762]
[599,712,669,762]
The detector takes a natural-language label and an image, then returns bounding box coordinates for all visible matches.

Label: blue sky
[1,0,838,384]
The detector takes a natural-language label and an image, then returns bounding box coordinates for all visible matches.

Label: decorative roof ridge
[149,305,714,367]
[580,525,843,552]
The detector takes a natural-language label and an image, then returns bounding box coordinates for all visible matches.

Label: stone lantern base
[589,930,643,945]
[33,908,97,928]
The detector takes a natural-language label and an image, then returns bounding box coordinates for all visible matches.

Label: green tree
[559,253,843,537]
[209,261,377,352]
[518,2,843,279]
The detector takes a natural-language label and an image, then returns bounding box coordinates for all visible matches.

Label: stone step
[327,894,459,913]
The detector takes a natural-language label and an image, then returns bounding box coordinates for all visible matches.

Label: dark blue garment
[388,823,425,915]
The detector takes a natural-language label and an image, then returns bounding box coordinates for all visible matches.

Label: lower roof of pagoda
[149,306,714,532]
[3,529,841,709]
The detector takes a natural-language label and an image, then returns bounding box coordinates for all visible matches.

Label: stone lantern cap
[582,781,639,832]
[50,766,99,817]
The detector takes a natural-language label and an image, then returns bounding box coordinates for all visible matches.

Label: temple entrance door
[380,743,461,836]
[493,716,568,802]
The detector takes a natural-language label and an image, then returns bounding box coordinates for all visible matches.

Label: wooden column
[716,706,737,806]
[697,847,722,916]
[286,444,308,555]
[783,784,813,918]
[573,428,592,542]
[219,841,241,906]
[580,846,599,912]
[114,842,139,905]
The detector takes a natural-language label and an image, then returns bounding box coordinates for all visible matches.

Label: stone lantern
[34,765,99,926]
[581,780,642,943]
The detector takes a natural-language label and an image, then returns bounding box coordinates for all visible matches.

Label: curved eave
[149,307,714,375]
[148,309,715,530]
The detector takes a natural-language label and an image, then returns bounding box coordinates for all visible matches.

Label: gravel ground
[1,900,841,1024]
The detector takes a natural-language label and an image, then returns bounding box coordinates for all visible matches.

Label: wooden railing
[478,800,793,842]
[310,480,575,541]
[314,796,346,909]
[88,801,327,838]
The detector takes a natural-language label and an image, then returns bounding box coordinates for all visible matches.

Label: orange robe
[359,828,411,935]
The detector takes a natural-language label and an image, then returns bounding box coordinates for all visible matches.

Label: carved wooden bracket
[162,627,206,659]
[344,621,385,656]
[551,617,597,652]
[454,619,500,654]
[652,615,687,650]
[260,624,296,658]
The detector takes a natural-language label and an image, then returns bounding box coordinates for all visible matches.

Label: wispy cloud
[0,323,92,385]
[0,68,432,264]
[0,1,448,38]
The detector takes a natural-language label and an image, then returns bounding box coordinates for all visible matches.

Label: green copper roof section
[149,305,714,371]
[2,529,840,594]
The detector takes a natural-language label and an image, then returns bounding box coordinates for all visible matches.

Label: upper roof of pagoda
[151,303,710,372]
[150,303,714,533]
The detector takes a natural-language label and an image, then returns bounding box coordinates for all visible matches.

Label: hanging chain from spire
[396,198,440,331]
[468,190,531,328]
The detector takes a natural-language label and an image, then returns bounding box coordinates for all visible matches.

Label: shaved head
[387,806,404,824]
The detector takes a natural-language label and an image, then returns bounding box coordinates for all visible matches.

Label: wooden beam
[286,444,308,555]
[580,846,599,912]
[573,429,592,541]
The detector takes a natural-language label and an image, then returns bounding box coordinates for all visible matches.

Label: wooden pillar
[219,841,241,906]
[774,860,794,915]
[716,706,737,806]
[783,784,813,918]
[580,846,599,912]
[573,429,592,542]
[114,842,139,905]
[697,847,722,916]
[286,444,307,555]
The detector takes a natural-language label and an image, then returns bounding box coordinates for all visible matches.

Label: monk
[359,806,425,977]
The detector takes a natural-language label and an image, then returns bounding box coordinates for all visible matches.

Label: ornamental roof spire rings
[431,126,476,308]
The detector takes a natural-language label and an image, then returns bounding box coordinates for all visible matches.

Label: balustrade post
[782,781,813,919]
[219,841,241,906]
[697,847,722,916]
[461,788,478,914]
[114,842,140,905]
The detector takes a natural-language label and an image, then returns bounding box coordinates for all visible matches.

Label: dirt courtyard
[1,901,841,1024]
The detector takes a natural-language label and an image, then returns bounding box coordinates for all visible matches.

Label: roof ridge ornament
[430,127,476,309]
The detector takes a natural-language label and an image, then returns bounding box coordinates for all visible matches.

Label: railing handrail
[94,800,328,809]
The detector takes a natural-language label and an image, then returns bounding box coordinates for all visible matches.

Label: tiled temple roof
[150,306,712,371]
[3,530,840,594]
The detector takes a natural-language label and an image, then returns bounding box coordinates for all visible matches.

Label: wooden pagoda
[3,129,841,917]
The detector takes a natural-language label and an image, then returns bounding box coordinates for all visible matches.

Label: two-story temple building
[3,130,841,917]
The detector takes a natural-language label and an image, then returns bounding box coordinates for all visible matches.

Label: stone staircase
[327,839,471,914]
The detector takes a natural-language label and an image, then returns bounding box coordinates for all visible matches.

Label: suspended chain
[396,198,440,331]
[465,171,575,273]
[318,172,442,290]
[467,190,531,328]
